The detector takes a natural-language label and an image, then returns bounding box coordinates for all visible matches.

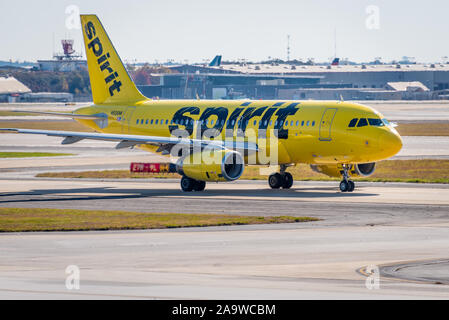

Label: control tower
[54,39,83,61]
[38,39,86,72]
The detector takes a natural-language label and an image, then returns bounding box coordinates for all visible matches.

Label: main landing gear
[340,164,355,193]
[268,165,294,190]
[180,176,206,192]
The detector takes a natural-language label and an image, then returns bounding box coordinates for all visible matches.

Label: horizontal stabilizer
[11,110,106,120]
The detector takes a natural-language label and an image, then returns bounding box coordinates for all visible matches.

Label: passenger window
[146,119,149,125]
[348,118,358,128]
[301,121,304,126]
[357,118,368,127]
[296,121,299,126]
[307,121,310,126]
[136,119,139,124]
[312,121,315,127]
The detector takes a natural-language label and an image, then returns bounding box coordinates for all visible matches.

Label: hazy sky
[1,0,448,63]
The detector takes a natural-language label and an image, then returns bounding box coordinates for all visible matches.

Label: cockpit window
[357,118,368,127]
[382,119,391,126]
[348,118,358,128]
[368,118,385,127]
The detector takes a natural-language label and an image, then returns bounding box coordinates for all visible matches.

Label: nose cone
[379,130,403,158]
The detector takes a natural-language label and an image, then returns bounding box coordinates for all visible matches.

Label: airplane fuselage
[74,99,403,166]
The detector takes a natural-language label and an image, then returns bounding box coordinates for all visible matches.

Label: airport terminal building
[137,63,449,101]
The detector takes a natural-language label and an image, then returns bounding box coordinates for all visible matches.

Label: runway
[0,178,449,299]
[0,215,448,299]
[368,101,449,121]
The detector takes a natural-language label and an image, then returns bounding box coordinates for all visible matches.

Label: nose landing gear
[340,165,355,192]
[268,165,294,190]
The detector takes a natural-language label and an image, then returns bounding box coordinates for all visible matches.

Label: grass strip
[0,208,318,232]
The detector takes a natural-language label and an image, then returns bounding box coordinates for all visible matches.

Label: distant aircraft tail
[209,55,222,67]
[331,58,340,66]
[80,15,147,105]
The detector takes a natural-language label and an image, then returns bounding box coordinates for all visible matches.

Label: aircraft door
[122,107,136,133]
[319,108,338,141]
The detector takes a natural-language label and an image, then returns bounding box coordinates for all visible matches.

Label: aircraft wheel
[339,180,350,193]
[348,180,355,192]
[193,180,206,192]
[269,173,283,189]
[180,176,195,192]
[282,172,294,189]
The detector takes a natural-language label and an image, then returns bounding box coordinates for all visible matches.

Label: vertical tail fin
[80,15,147,105]
[209,55,222,67]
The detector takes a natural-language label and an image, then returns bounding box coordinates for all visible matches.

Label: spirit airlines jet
[1,15,402,193]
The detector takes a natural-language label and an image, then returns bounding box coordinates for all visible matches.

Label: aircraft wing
[0,128,259,154]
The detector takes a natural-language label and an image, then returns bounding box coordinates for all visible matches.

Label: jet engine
[310,163,376,178]
[177,150,245,182]
[352,163,376,177]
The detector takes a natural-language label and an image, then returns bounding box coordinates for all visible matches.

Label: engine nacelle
[177,150,245,182]
[310,163,376,178]
[352,163,376,177]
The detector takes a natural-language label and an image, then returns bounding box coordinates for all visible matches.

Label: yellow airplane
[2,15,402,193]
